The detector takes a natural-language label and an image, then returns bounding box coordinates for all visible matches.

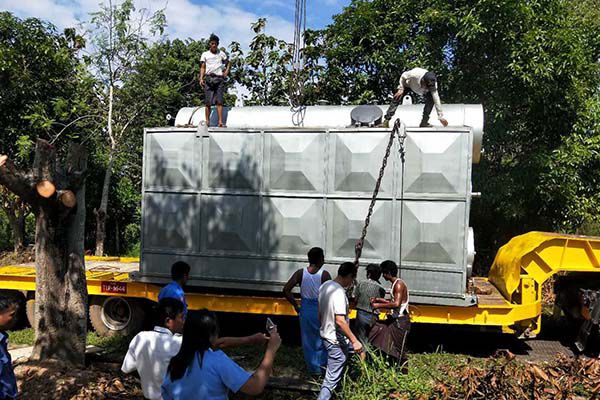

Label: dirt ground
[15,361,144,400]
[13,351,600,400]
[0,247,35,266]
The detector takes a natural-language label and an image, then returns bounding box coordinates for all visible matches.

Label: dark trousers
[384,89,434,126]
[354,309,376,346]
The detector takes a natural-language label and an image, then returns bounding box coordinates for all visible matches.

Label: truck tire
[89,296,145,337]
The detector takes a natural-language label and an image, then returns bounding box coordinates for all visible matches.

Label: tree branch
[0,157,37,206]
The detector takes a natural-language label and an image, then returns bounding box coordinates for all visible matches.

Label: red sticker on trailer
[101,281,127,294]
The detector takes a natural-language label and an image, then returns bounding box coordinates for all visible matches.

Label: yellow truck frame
[1,232,599,337]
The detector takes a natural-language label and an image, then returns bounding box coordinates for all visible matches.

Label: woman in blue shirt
[162,309,281,400]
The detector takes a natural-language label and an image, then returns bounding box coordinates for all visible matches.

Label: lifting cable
[289,0,307,126]
[354,119,407,273]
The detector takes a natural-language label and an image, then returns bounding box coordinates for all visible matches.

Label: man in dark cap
[383,67,448,128]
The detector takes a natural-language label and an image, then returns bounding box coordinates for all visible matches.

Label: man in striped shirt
[352,264,386,355]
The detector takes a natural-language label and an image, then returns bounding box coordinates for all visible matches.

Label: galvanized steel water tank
[141,104,484,306]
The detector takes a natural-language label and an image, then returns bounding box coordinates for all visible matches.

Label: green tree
[0,14,88,251]
[85,0,165,256]
[313,0,600,269]
[0,12,92,365]
[101,38,208,255]
[237,18,293,106]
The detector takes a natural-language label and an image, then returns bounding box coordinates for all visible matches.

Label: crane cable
[289,0,307,126]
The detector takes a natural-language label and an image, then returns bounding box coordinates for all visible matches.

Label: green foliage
[9,327,131,355]
[0,12,90,161]
[236,18,293,106]
[0,12,93,251]
[312,0,600,269]
[0,213,12,251]
[340,351,487,399]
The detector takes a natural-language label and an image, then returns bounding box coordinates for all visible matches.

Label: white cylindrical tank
[175,104,484,163]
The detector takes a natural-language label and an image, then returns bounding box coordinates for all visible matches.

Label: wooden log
[57,190,76,208]
[36,179,56,198]
[33,139,56,199]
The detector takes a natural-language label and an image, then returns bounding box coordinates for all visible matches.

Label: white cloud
[0,0,294,52]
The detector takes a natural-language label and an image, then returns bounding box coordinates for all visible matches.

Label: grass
[7,327,34,346]
[227,343,309,380]
[8,328,131,355]
[339,351,489,400]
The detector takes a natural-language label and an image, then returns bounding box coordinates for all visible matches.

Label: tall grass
[340,350,483,399]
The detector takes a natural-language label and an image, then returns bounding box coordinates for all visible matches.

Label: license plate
[101,281,127,294]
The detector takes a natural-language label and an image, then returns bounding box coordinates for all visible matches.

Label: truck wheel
[89,296,145,337]
[26,299,36,327]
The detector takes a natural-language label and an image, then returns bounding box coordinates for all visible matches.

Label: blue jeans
[317,340,349,400]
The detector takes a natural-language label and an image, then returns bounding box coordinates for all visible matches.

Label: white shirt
[121,326,182,400]
[398,67,444,118]
[200,50,228,76]
[318,280,349,345]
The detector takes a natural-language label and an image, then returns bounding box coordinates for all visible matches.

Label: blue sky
[0,0,351,50]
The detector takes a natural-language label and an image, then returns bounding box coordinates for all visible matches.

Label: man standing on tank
[283,247,331,375]
[199,34,230,127]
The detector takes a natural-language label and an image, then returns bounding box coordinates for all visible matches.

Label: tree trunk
[95,84,115,257]
[0,140,89,366]
[94,150,114,256]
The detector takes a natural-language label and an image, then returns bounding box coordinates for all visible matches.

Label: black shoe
[419,122,433,128]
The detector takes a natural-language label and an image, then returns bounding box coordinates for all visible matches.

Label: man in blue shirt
[158,261,191,316]
[0,294,19,400]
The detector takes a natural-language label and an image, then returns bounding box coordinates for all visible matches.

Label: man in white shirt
[317,262,363,400]
[122,298,185,400]
[199,34,231,128]
[383,67,448,128]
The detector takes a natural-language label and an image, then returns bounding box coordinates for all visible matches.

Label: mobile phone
[266,317,276,333]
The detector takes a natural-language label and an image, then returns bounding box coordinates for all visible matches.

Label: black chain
[354,119,406,267]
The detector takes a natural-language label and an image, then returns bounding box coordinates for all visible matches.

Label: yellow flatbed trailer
[1,232,599,337]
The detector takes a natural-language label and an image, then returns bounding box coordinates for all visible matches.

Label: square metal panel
[400,201,466,266]
[328,199,393,260]
[330,131,394,194]
[145,132,198,190]
[264,197,325,256]
[202,194,260,254]
[142,193,197,250]
[402,129,469,198]
[399,267,465,298]
[265,132,325,192]
[206,132,260,190]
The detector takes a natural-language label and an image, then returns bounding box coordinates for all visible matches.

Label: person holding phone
[283,247,331,375]
[162,310,281,400]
